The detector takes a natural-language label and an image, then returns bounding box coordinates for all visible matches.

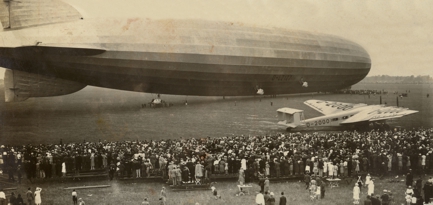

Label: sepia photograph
[0,0,433,204]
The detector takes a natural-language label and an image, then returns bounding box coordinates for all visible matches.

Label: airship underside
[0,0,371,102]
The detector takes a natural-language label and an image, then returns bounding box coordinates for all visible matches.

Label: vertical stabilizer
[4,69,86,102]
[0,0,81,30]
[277,108,304,128]
[0,0,8,29]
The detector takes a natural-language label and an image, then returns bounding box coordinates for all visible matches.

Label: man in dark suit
[406,171,414,187]
[364,195,372,205]
[279,192,287,205]
[370,194,381,205]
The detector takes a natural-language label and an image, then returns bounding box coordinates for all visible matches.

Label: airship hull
[0,17,371,98]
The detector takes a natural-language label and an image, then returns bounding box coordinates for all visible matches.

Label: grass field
[2,175,420,205]
[0,83,432,145]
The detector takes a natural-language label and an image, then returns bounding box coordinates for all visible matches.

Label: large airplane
[277,100,418,131]
[0,0,371,102]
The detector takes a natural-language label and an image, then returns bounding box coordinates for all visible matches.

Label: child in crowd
[211,186,221,199]
[405,193,412,205]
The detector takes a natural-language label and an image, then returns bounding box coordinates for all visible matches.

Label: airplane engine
[4,69,86,102]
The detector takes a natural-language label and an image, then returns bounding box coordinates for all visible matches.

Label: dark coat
[279,196,287,205]
[363,198,372,205]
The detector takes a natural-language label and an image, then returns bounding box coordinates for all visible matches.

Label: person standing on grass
[26,187,34,205]
[267,192,276,205]
[364,195,372,205]
[210,186,221,199]
[370,194,380,205]
[142,198,150,205]
[380,190,390,205]
[72,189,78,205]
[0,189,5,205]
[16,194,24,205]
[406,171,413,188]
[264,177,270,193]
[304,173,311,190]
[78,198,85,205]
[353,183,360,204]
[405,194,412,205]
[365,174,371,187]
[367,179,374,196]
[278,192,286,205]
[62,161,67,177]
[320,178,326,199]
[9,192,17,205]
[160,187,167,205]
[34,187,42,205]
[256,192,265,205]
[264,192,270,205]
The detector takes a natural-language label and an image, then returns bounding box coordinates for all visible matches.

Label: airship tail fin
[0,0,82,30]
[4,69,86,102]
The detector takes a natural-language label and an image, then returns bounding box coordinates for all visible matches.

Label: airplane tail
[277,108,304,128]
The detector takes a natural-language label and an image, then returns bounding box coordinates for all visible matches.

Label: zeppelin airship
[0,0,371,102]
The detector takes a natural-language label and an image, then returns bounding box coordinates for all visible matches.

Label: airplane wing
[340,106,418,124]
[304,100,368,115]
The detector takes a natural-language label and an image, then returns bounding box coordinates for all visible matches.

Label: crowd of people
[1,127,433,204]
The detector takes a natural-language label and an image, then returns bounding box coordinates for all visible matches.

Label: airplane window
[331,118,338,121]
[342,116,348,119]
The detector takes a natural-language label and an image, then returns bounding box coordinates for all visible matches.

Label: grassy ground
[0,83,432,145]
[1,174,419,205]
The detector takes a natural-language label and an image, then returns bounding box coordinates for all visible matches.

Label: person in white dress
[241,158,247,171]
[255,192,264,205]
[367,179,374,196]
[365,173,371,187]
[62,162,67,177]
[353,183,360,204]
[34,187,42,205]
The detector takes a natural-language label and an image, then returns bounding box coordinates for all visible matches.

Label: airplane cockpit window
[342,116,348,119]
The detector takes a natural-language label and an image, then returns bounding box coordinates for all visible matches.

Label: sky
[1,0,433,78]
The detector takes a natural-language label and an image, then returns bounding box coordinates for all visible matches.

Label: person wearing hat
[26,187,33,205]
[141,198,150,205]
[266,192,275,205]
[353,183,360,204]
[34,187,42,205]
[405,186,414,196]
[380,190,389,205]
